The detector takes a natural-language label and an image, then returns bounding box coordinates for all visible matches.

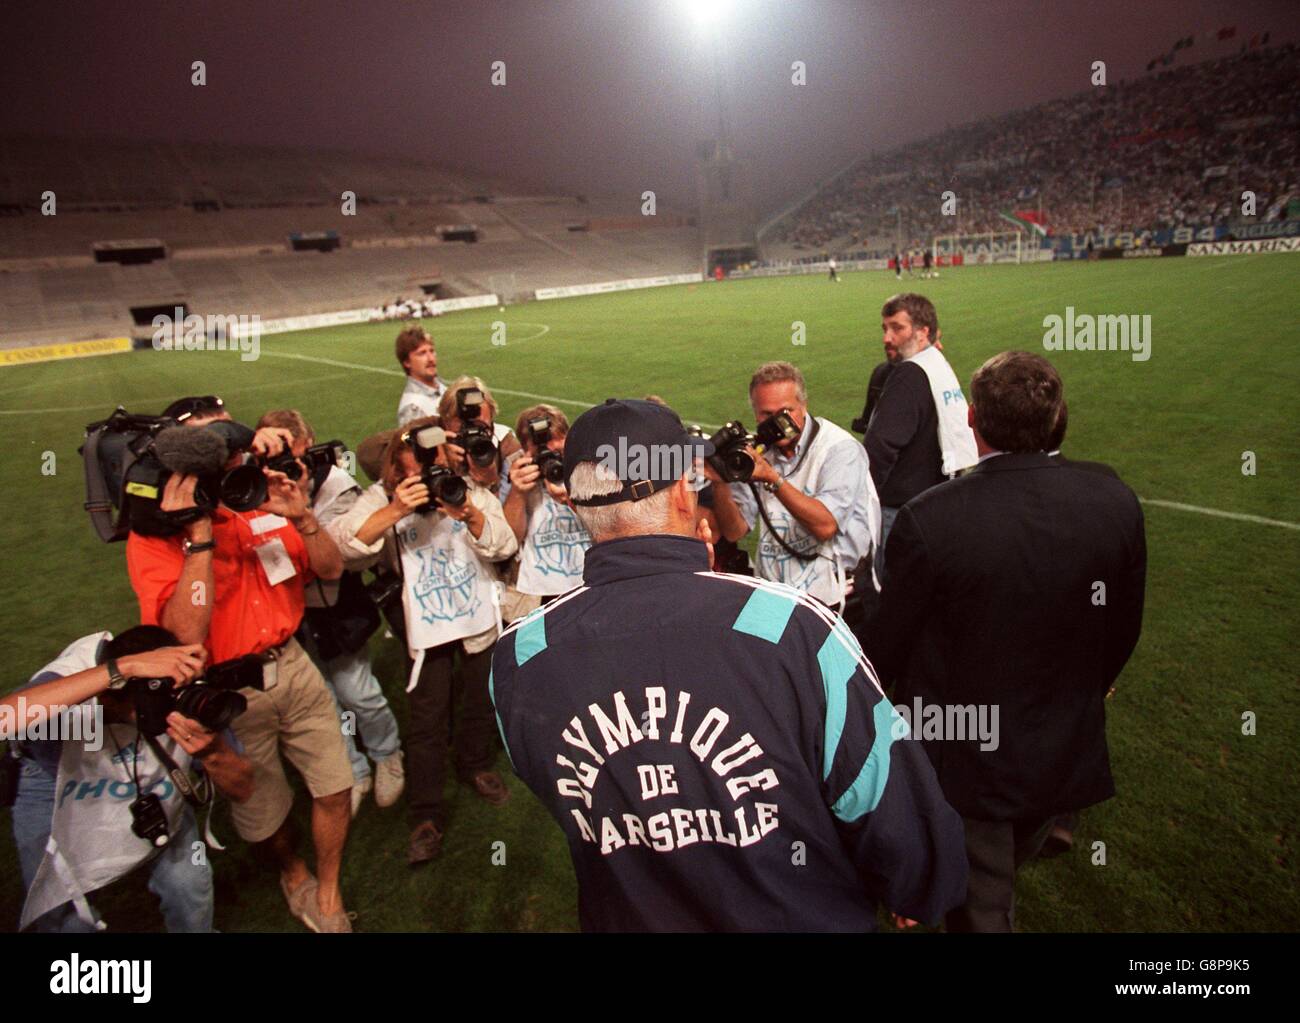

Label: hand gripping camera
[81,408,269,540]
[689,411,802,483]
[405,424,468,511]
[123,675,245,848]
[524,416,565,485]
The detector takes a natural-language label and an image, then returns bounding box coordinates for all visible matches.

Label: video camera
[523,416,565,485]
[405,424,468,511]
[81,408,267,541]
[454,388,497,468]
[689,411,801,483]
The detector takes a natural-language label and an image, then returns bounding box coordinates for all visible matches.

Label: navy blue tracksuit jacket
[490,533,967,931]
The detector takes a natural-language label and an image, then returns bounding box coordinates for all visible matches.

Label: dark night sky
[2,0,1294,213]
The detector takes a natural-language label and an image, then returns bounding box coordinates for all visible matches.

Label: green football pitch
[1,256,1296,931]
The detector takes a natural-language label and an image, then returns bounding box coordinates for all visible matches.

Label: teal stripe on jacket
[731,586,798,644]
[831,698,909,822]
[514,611,548,666]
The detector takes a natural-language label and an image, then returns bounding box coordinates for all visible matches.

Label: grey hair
[568,461,675,541]
[749,361,807,404]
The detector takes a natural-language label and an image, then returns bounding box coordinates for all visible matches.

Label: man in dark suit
[861,351,1147,932]
[851,359,896,435]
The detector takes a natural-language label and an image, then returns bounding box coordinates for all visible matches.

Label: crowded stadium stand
[762,43,1299,257]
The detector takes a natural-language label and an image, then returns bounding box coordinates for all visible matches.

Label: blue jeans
[12,759,214,932]
[299,631,402,782]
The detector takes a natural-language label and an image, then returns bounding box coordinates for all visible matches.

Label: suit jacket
[861,452,1146,821]
[852,360,896,433]
[864,361,945,507]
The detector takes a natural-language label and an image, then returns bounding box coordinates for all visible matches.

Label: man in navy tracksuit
[489,398,967,931]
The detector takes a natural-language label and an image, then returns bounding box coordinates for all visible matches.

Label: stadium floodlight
[680,0,734,28]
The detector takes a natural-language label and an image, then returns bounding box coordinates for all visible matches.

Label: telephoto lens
[174,685,248,732]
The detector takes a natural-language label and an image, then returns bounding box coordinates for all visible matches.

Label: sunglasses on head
[167,396,225,421]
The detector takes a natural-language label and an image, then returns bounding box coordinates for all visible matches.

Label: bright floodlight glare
[681,0,734,27]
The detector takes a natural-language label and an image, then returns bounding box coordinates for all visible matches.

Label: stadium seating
[764,44,1299,255]
[0,140,702,345]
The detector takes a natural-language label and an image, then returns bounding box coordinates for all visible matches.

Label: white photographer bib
[755,417,862,608]
[516,491,591,597]
[21,727,192,931]
[907,344,979,477]
[396,508,499,653]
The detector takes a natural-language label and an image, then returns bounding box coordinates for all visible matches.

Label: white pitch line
[258,349,725,428]
[11,342,1292,533]
[1138,498,1300,532]
[259,350,596,411]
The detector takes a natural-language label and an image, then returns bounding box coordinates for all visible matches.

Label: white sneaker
[373,751,406,808]
[350,775,373,819]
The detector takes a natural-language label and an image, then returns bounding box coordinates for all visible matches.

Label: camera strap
[747,416,822,564]
[749,484,821,564]
[141,732,213,810]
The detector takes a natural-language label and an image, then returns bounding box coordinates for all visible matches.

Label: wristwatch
[762,479,784,495]
[183,538,216,556]
[105,658,127,690]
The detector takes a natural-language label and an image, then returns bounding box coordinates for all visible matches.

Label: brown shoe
[408,821,443,866]
[467,770,509,806]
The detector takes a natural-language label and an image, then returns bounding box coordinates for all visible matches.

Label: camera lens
[219,464,269,511]
[435,474,468,507]
[724,450,755,482]
[466,436,496,468]
[175,685,247,732]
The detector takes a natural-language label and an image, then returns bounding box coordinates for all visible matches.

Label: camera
[126,676,248,739]
[130,792,171,848]
[524,417,565,485]
[263,439,348,485]
[453,389,497,469]
[688,411,802,484]
[406,424,468,510]
[692,421,756,482]
[754,410,802,450]
[81,408,267,540]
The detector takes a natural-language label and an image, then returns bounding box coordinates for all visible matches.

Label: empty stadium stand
[0,139,702,345]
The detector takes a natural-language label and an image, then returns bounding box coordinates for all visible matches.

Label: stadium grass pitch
[1,256,1296,932]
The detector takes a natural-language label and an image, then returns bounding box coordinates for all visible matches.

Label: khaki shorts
[226,637,354,843]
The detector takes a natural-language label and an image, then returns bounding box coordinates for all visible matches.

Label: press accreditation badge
[255,537,297,585]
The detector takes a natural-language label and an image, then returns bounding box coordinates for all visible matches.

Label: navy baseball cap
[563,398,712,507]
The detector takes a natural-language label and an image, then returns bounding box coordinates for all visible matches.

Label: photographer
[5,626,252,932]
[396,325,448,426]
[437,376,523,500]
[503,404,592,599]
[125,395,356,933]
[334,417,518,866]
[707,362,881,625]
[256,410,405,818]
